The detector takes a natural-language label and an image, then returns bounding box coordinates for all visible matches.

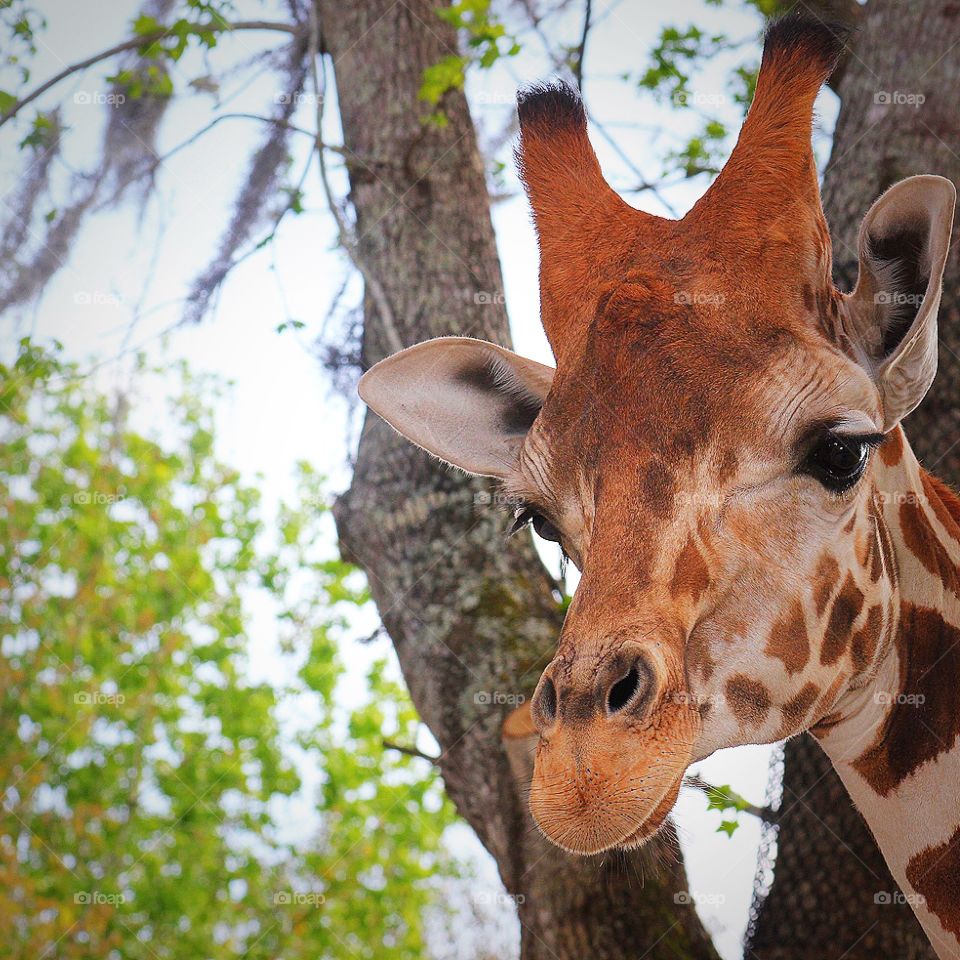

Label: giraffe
[357,13,960,956]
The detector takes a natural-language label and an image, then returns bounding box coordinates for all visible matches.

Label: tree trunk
[748,2,960,956]
[323,1,719,957]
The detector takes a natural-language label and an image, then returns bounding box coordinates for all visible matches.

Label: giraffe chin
[613,778,683,850]
[529,770,685,856]
[528,716,692,857]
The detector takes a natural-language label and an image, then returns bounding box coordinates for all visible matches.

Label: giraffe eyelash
[509,503,570,569]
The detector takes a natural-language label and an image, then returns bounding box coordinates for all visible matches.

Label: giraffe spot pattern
[810,711,843,738]
[813,554,841,618]
[686,626,716,684]
[868,531,884,582]
[811,672,848,730]
[900,497,960,596]
[922,471,960,548]
[777,682,820,738]
[670,536,710,603]
[725,674,771,728]
[905,824,960,938]
[853,603,960,796]
[765,598,809,675]
[879,428,904,466]
[850,604,884,674]
[820,573,865,666]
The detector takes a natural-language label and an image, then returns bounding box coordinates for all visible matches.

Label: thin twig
[684,774,777,823]
[588,110,681,217]
[309,3,404,356]
[573,0,593,92]
[94,112,352,212]
[382,739,440,765]
[0,20,303,129]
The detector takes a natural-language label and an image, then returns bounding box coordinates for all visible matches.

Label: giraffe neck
[814,429,960,958]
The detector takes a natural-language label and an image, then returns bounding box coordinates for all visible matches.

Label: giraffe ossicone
[358,12,960,956]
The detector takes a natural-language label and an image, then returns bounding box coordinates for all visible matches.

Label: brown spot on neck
[853,603,960,796]
[670,536,710,604]
[900,496,960,596]
[879,427,904,466]
[868,531,884,582]
[850,604,884,674]
[820,573,865,665]
[813,553,841,618]
[725,674,771,728]
[906,825,960,938]
[809,672,849,735]
[777,681,820,738]
[765,598,809,675]
[921,471,960,547]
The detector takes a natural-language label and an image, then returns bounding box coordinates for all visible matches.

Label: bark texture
[748,2,960,956]
[324,1,719,957]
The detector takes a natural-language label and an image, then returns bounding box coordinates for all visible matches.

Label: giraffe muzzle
[527,642,700,854]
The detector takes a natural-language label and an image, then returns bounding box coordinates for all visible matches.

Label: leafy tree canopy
[0,341,458,959]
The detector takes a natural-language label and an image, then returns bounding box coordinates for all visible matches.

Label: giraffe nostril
[606,664,642,714]
[535,677,557,725]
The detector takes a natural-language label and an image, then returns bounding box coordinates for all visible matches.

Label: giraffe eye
[803,433,878,492]
[511,507,563,544]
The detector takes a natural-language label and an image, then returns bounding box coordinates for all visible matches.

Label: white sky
[0,2,844,957]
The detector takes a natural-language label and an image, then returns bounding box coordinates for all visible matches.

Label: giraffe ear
[842,175,956,430]
[358,338,554,478]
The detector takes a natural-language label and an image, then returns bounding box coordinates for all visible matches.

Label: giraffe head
[358,14,955,854]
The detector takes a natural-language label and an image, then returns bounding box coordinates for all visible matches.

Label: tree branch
[572,0,593,92]
[309,4,404,357]
[0,20,304,129]
[684,774,777,823]
[382,739,440,765]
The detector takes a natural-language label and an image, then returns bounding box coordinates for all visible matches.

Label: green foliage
[636,8,769,181]
[17,108,55,149]
[420,0,520,123]
[704,782,756,837]
[0,342,457,959]
[0,0,43,84]
[665,118,728,178]
[639,24,731,105]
